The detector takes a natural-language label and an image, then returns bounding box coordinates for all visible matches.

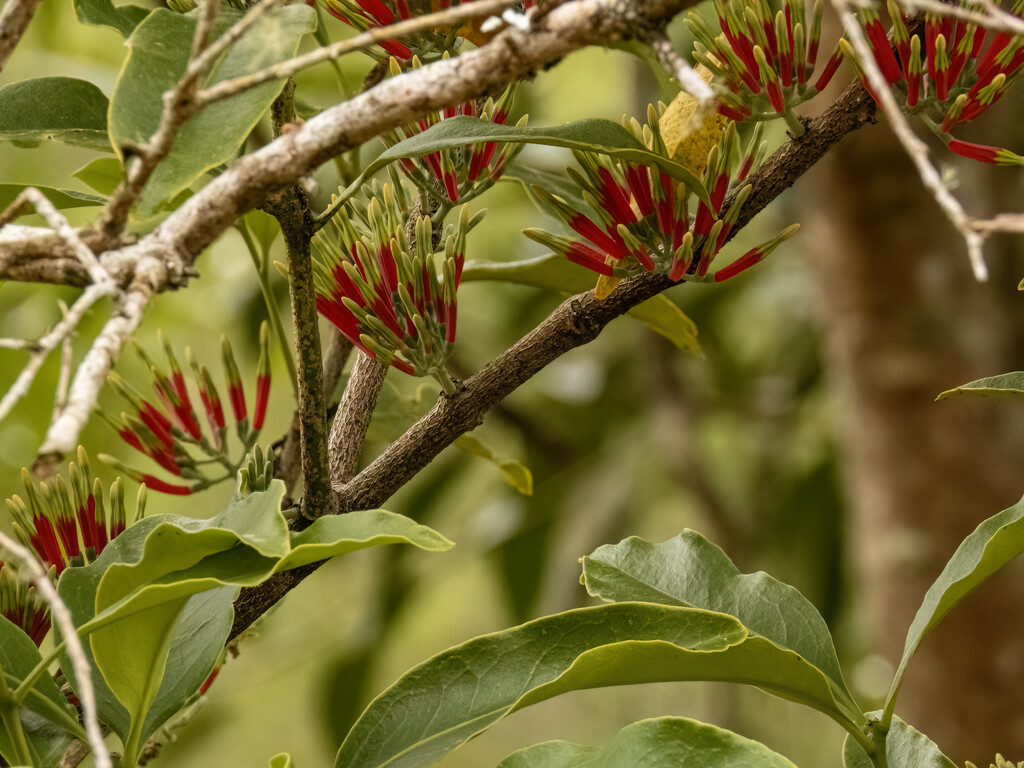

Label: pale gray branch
[0,0,43,73]
[833,0,990,281]
[0,532,111,768]
[194,0,522,107]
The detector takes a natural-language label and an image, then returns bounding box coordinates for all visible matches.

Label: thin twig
[194,0,521,107]
[898,0,1024,35]
[834,0,990,280]
[99,0,235,239]
[649,30,714,113]
[0,0,44,73]
[329,352,389,486]
[52,302,75,423]
[36,278,156,470]
[0,283,117,424]
[0,533,111,768]
[0,188,113,287]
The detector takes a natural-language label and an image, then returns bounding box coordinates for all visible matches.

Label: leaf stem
[0,663,35,767]
[237,220,298,394]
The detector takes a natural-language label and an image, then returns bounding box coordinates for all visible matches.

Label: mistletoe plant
[0,0,1022,767]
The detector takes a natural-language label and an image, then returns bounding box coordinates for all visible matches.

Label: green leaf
[461,254,700,354]
[335,602,865,768]
[454,434,533,496]
[0,618,78,768]
[72,158,124,196]
[581,531,850,701]
[936,372,1024,401]
[56,483,449,754]
[108,5,315,218]
[333,117,711,211]
[843,715,955,768]
[270,754,296,768]
[885,494,1024,718]
[275,509,454,572]
[0,77,112,151]
[57,542,237,750]
[73,0,150,37]
[496,716,797,768]
[0,185,106,213]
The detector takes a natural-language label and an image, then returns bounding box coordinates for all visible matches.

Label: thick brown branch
[228,78,878,641]
[270,186,332,518]
[329,352,389,485]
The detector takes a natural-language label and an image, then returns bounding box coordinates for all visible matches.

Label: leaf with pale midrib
[496,716,797,768]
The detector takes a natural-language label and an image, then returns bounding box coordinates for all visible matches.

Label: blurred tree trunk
[801,114,1024,764]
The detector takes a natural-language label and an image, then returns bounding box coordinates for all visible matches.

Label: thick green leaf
[0,617,78,768]
[335,602,865,768]
[885,495,1024,716]
[582,531,849,698]
[270,754,296,768]
[461,254,700,354]
[936,372,1024,401]
[0,185,105,213]
[843,714,955,768]
[497,716,797,768]
[57,538,237,748]
[335,117,711,210]
[74,0,150,36]
[56,483,449,751]
[108,6,315,217]
[454,434,533,496]
[275,510,454,572]
[0,77,111,151]
[72,157,124,196]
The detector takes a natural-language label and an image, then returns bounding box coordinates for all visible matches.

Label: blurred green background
[3,3,1024,767]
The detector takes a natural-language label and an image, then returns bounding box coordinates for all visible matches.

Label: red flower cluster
[0,565,49,646]
[686,0,840,129]
[2,449,138,644]
[524,110,799,286]
[322,0,538,61]
[313,186,468,390]
[848,0,1024,164]
[382,62,522,202]
[101,328,271,495]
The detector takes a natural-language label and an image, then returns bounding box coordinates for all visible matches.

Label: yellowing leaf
[595,273,621,299]
[659,64,729,178]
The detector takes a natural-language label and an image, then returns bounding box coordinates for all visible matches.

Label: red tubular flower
[947,139,1024,165]
[253,322,271,432]
[0,566,50,646]
[313,189,467,385]
[220,336,247,423]
[384,74,520,202]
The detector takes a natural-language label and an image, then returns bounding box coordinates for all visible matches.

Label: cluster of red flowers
[100,328,271,495]
[2,449,139,645]
[382,60,523,202]
[323,0,538,60]
[847,0,1024,164]
[687,0,841,127]
[525,109,799,285]
[313,185,469,387]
